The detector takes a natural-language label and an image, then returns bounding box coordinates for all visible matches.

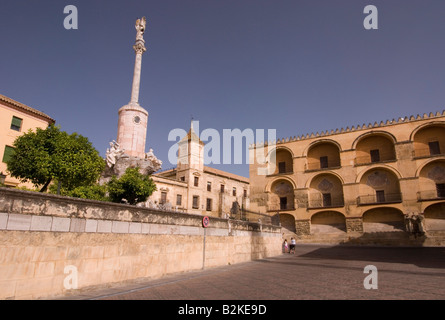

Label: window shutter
[11,117,22,130]
[2,146,15,163]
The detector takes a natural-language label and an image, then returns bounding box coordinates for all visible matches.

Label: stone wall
[0,188,281,300]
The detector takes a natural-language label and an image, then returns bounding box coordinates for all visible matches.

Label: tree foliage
[107,167,157,205]
[50,182,109,202]
[7,124,105,192]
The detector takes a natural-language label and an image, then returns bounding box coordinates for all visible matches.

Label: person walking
[283,239,288,253]
[290,237,296,254]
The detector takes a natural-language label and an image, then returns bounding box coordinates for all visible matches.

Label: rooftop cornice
[250,110,445,149]
[0,94,55,123]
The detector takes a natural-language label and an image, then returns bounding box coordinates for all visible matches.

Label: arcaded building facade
[249,111,445,244]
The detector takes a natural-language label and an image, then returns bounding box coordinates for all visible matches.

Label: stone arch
[409,121,445,142]
[265,176,296,193]
[415,158,445,178]
[307,172,345,208]
[423,202,445,232]
[353,132,397,165]
[268,179,295,211]
[351,130,397,150]
[266,146,294,175]
[306,171,345,188]
[305,140,341,170]
[356,164,402,183]
[357,167,402,205]
[267,145,294,158]
[310,211,346,234]
[411,122,445,158]
[416,159,445,201]
[279,213,296,234]
[303,139,342,157]
[362,207,405,233]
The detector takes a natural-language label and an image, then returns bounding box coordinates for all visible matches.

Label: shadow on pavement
[296,244,445,269]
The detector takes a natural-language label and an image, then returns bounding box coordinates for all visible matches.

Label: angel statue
[106,140,125,168]
[135,17,147,41]
[145,148,163,171]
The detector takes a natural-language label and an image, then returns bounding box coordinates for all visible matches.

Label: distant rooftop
[0,94,55,123]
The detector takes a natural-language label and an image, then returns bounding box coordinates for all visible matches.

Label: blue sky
[1,0,445,177]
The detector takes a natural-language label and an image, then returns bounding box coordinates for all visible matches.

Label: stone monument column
[116,17,149,159]
[102,17,162,183]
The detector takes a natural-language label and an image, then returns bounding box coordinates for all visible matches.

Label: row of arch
[270,122,445,174]
[273,122,445,158]
[280,202,445,235]
[267,159,445,211]
[268,158,445,189]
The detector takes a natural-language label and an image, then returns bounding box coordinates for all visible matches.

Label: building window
[206,198,212,211]
[280,197,287,210]
[370,149,380,163]
[180,176,185,182]
[192,196,199,209]
[194,176,199,187]
[207,181,211,192]
[429,141,441,155]
[436,183,445,198]
[320,156,328,169]
[243,189,247,198]
[176,194,182,206]
[220,184,225,193]
[376,190,385,203]
[10,116,22,132]
[322,193,332,207]
[278,162,286,173]
[2,146,15,163]
[232,187,236,196]
[160,191,167,205]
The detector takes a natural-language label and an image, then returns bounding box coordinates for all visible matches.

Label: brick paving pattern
[63,244,445,300]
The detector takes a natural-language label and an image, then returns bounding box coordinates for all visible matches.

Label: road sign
[202,216,210,228]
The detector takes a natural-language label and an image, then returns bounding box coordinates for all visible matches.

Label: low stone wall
[0,188,281,300]
[290,217,445,247]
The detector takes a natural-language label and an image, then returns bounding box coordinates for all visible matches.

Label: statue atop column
[133,17,147,55]
[135,17,146,41]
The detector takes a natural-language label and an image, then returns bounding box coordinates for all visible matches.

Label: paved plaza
[61,244,445,300]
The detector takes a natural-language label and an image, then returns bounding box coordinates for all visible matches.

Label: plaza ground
[58,244,445,300]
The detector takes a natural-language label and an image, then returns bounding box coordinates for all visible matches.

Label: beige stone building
[149,124,250,217]
[249,111,445,244]
[0,94,55,188]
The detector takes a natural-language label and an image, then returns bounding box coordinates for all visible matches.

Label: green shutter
[2,146,15,163]
[11,116,22,130]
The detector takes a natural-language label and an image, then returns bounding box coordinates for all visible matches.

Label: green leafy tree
[107,167,157,205]
[50,182,109,202]
[7,124,105,192]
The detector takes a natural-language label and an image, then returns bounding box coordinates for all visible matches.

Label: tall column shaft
[130,52,143,105]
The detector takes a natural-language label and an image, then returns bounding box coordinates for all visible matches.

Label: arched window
[358,168,401,205]
[306,141,341,171]
[412,124,445,158]
[308,173,344,208]
[268,179,295,211]
[355,134,396,165]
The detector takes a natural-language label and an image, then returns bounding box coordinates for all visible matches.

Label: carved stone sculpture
[105,140,125,168]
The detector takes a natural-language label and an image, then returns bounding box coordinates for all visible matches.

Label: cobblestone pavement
[62,244,445,300]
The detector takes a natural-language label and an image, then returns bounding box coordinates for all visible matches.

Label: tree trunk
[39,178,52,192]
